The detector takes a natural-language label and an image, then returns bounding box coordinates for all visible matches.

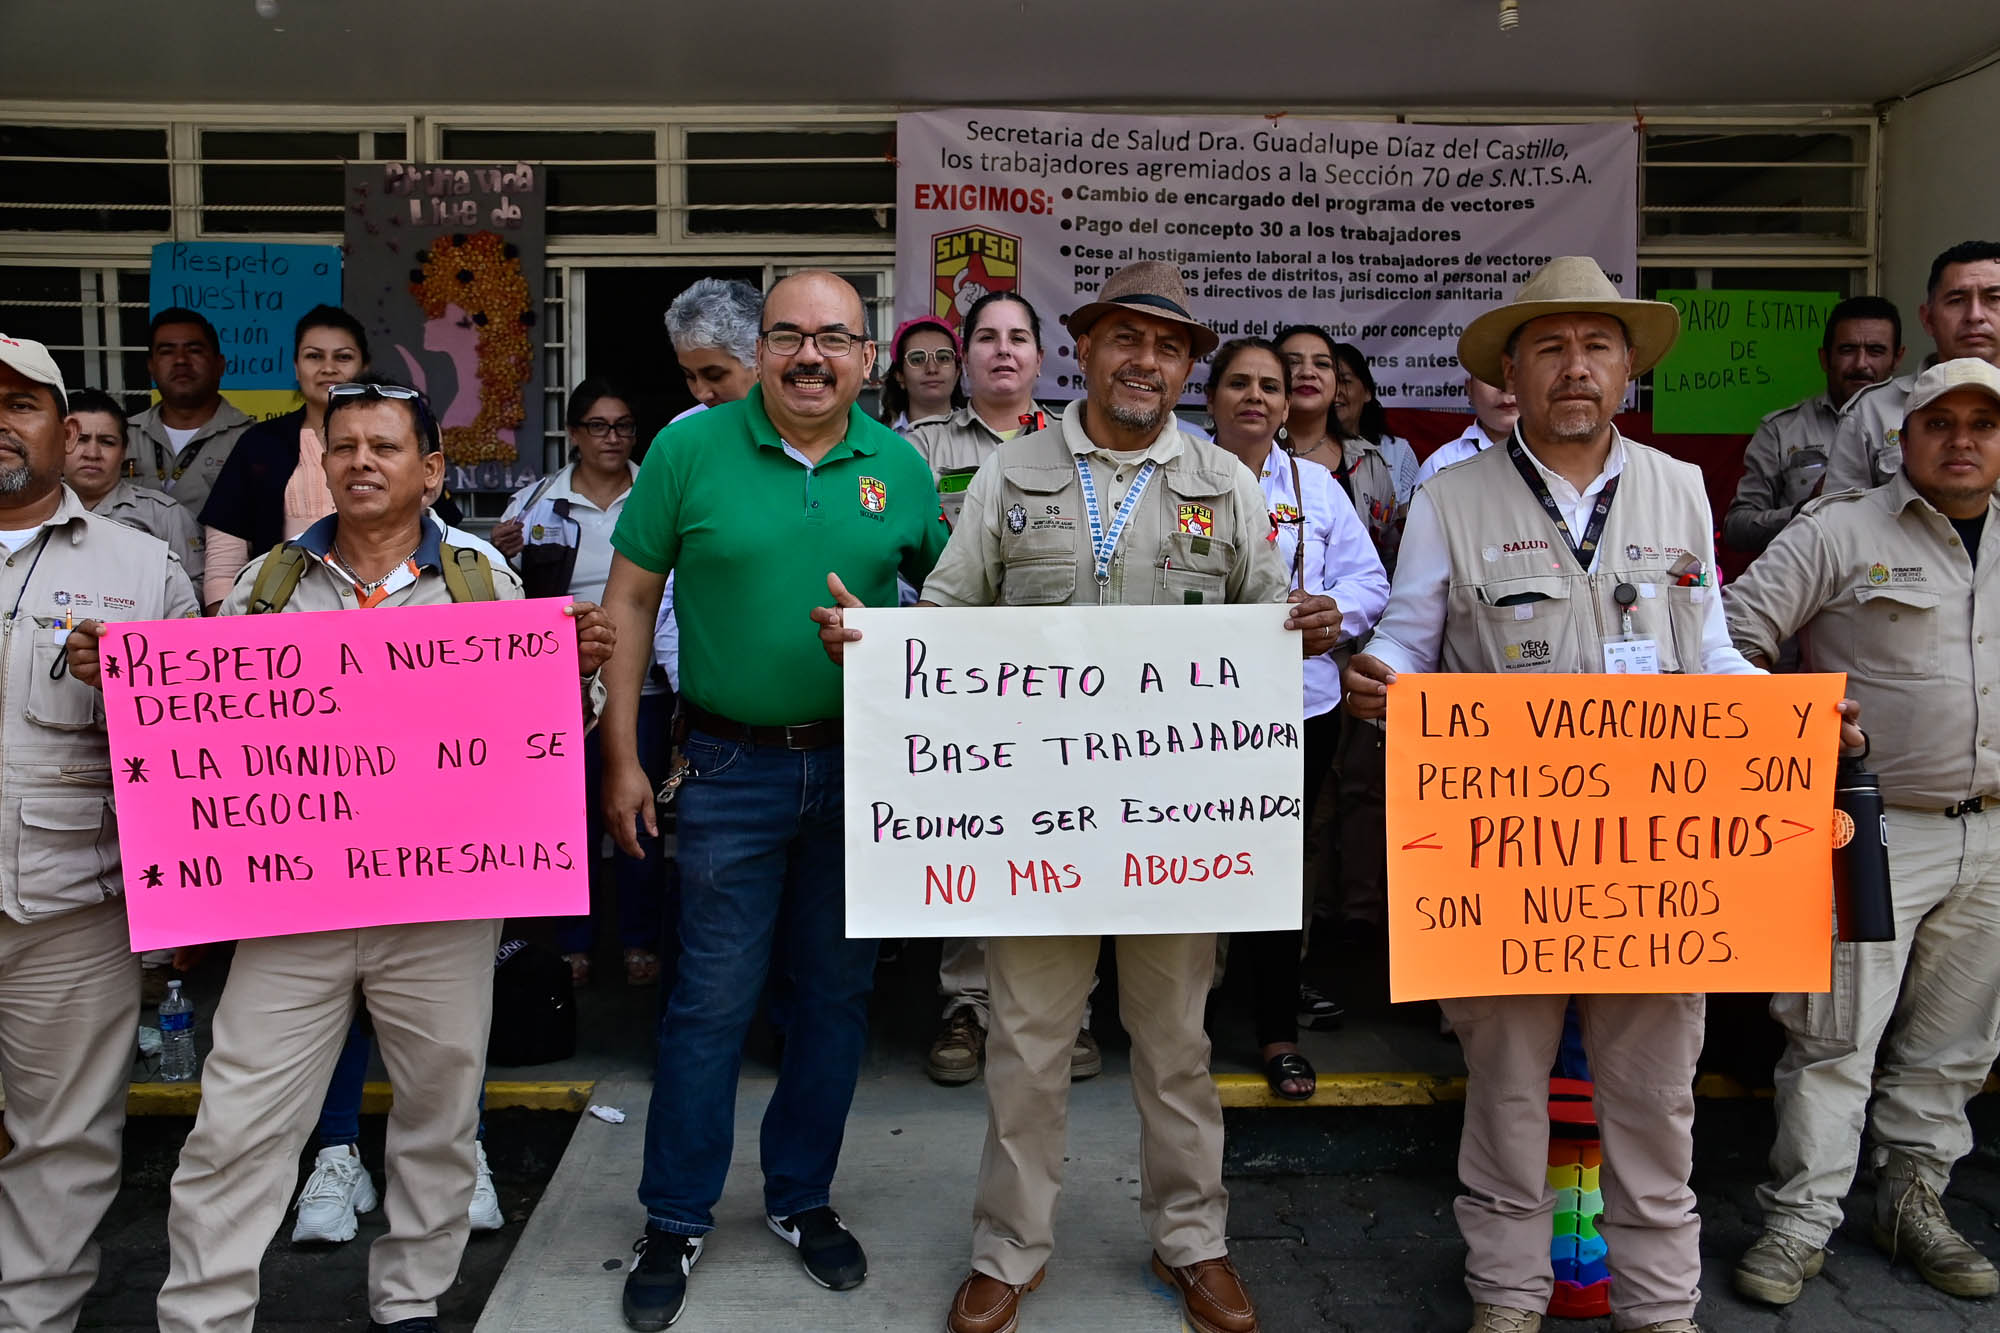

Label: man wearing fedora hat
[1342,257,1846,1333]
[817,260,1344,1333]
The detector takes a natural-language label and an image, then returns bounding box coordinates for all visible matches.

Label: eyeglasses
[578,418,638,439]
[902,348,958,370]
[761,328,859,358]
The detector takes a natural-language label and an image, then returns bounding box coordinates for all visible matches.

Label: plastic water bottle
[159,980,198,1082]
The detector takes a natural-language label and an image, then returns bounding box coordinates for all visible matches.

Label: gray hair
[665,278,762,369]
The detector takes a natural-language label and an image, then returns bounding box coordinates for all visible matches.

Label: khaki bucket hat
[1066,260,1219,358]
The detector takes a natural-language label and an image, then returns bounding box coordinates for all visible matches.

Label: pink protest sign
[98,598,589,949]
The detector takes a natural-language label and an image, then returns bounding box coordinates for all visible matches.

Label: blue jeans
[316,1013,486,1147]
[561,689,672,955]
[637,731,876,1235]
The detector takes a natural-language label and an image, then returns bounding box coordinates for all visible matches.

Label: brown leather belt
[680,701,842,751]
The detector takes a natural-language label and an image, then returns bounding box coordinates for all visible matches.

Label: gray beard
[0,462,34,495]
[1107,400,1164,431]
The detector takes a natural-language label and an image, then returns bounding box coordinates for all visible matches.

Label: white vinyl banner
[895,110,1637,407]
[842,605,1304,938]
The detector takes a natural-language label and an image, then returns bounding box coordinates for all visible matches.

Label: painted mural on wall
[343,162,546,492]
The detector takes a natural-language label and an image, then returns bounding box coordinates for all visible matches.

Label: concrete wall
[1879,57,2000,360]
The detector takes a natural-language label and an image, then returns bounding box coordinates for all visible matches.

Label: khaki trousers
[939,937,989,1023]
[1760,805,2000,1247]
[970,933,1225,1284]
[0,899,137,1333]
[1440,992,1704,1330]
[157,919,500,1331]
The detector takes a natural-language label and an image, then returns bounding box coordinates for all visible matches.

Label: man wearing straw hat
[819,260,1344,1333]
[1345,257,1858,1333]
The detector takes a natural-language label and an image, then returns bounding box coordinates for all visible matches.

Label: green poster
[1651,290,1840,434]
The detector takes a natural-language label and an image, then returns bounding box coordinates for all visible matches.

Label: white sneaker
[291,1144,379,1244]
[469,1141,503,1232]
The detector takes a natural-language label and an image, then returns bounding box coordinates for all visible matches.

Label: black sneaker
[1297,982,1345,1030]
[623,1227,703,1330]
[766,1206,867,1290]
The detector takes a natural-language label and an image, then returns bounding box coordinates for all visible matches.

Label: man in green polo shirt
[600,270,948,1331]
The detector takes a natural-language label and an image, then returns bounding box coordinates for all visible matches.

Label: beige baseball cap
[0,332,68,411]
[1904,356,2000,418]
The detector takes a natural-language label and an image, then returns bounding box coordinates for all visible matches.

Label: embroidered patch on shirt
[859,476,887,513]
[1177,503,1213,536]
[1006,503,1027,534]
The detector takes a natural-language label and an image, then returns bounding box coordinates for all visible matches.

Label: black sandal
[1263,1050,1316,1101]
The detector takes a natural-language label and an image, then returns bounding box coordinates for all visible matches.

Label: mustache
[782,364,831,383]
[1116,372,1167,392]
[1550,382,1603,402]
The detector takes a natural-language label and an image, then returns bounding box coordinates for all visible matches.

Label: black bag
[488,938,576,1066]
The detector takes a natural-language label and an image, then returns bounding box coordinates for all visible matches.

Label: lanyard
[6,531,51,625]
[1073,454,1158,588]
[1506,437,1619,569]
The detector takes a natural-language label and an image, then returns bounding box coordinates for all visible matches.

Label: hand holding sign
[1384,672,1846,1002]
[562,600,616,675]
[65,620,110,689]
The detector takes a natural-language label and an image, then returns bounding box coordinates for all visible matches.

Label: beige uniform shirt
[906,405,1050,529]
[0,488,200,923]
[128,398,254,522]
[920,400,1286,609]
[94,477,205,586]
[1823,375,1916,495]
[1722,393,1838,553]
[1724,471,2000,810]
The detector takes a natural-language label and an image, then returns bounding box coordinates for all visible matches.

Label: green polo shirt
[612,386,950,725]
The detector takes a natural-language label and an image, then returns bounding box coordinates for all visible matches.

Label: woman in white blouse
[1206,337,1391,1099]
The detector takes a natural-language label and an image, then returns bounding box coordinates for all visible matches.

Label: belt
[1944,796,1998,817]
[680,702,842,751]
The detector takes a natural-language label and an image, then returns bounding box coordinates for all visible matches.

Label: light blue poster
[148,243,342,391]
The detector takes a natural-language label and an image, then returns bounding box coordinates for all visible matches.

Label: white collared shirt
[1414,424,1505,487]
[500,461,639,606]
[1253,443,1390,716]
[1366,430,1759,677]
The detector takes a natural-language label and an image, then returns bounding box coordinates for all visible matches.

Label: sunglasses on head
[325,382,441,450]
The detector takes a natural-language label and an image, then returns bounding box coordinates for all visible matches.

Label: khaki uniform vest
[1337,437,1405,574]
[907,404,1049,529]
[920,401,1285,609]
[1423,438,1716,674]
[0,490,201,922]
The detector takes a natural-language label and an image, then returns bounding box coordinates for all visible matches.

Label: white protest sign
[843,604,1303,938]
[896,109,1637,407]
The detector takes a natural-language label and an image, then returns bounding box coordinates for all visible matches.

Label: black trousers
[1245,709,1340,1047]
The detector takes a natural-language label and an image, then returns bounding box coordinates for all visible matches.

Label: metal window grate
[1640,127,1872,250]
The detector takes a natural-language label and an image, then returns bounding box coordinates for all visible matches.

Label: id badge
[1602,638,1660,674]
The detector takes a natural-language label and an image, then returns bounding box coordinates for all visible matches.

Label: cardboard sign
[149,242,344,421]
[1384,673,1844,1001]
[842,605,1304,938]
[99,599,589,949]
[1652,290,1841,434]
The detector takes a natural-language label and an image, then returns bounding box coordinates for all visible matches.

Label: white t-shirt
[0,527,42,555]
[162,424,201,457]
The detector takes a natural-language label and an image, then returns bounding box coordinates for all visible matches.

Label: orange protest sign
[1384,673,1845,1002]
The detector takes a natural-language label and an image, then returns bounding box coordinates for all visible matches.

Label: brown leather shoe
[1151,1253,1259,1333]
[944,1267,1044,1333]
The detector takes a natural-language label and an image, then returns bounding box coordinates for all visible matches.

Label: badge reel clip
[1601,581,1659,675]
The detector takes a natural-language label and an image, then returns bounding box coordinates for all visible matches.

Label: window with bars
[437,129,657,237]
[200,128,407,234]
[0,125,170,232]
[684,128,894,238]
[1641,127,1872,249]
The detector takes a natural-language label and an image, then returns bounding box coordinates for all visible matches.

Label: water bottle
[158,980,198,1082]
[1832,757,1895,942]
